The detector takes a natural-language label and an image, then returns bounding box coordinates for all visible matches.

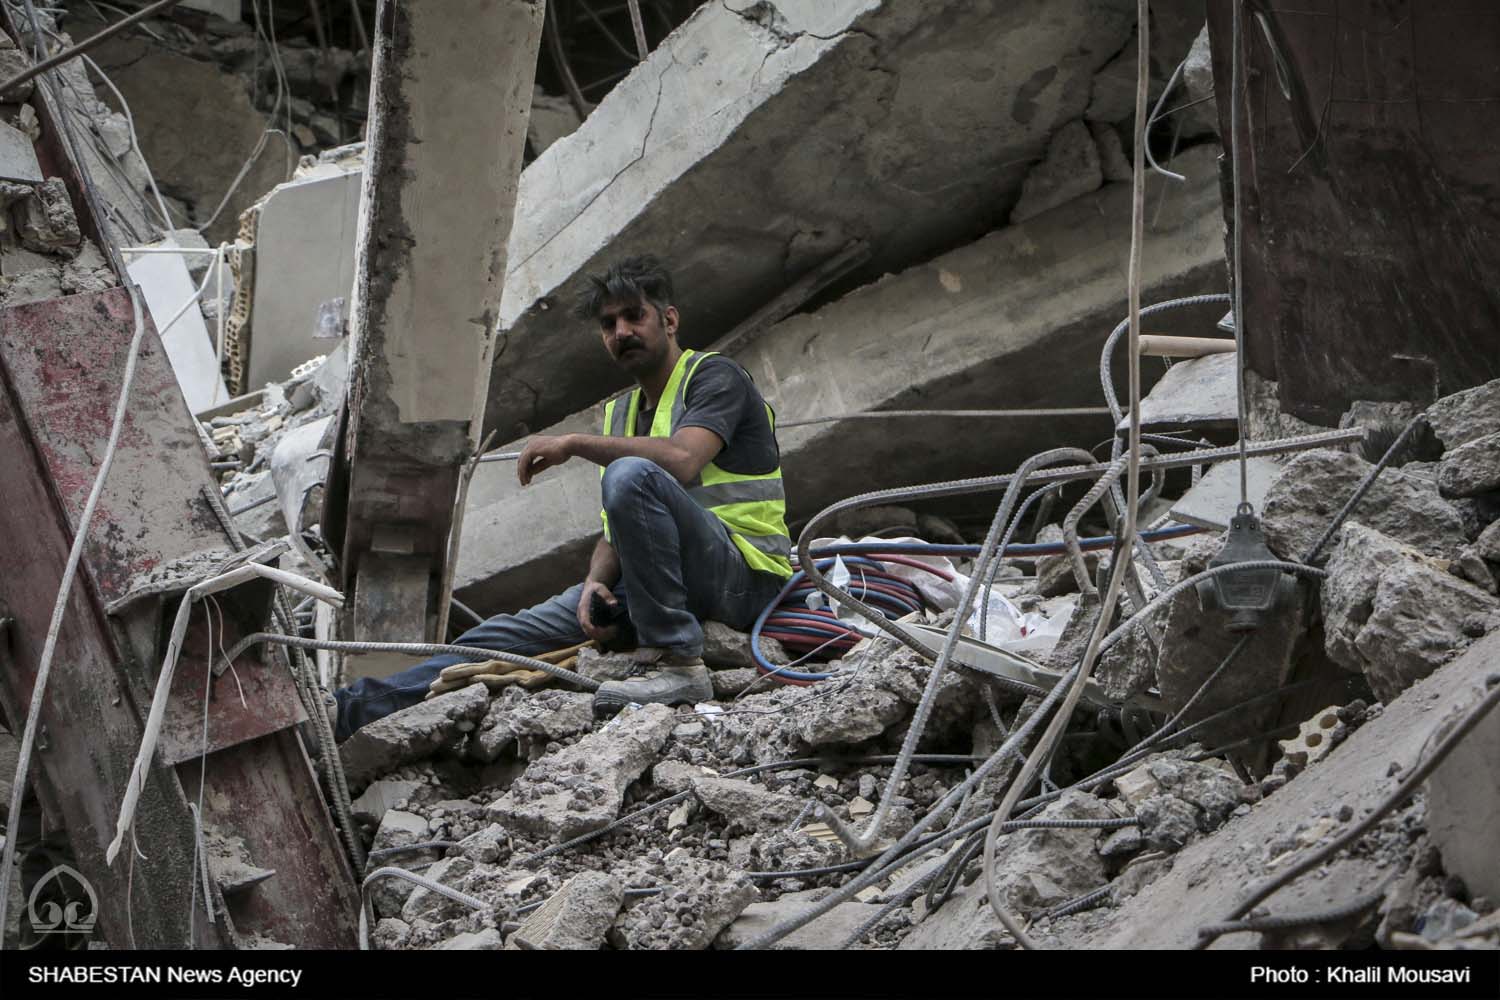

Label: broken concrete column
[504,871,624,951]
[1321,522,1500,703]
[337,0,543,679]
[459,144,1227,613]
[486,703,676,842]
[337,684,490,793]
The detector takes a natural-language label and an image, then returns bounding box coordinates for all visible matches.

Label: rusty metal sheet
[1207,1,1500,424]
[1,288,358,949]
[178,732,359,949]
[0,287,231,607]
[0,358,218,949]
[155,581,309,767]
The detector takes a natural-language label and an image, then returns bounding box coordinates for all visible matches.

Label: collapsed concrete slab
[1126,351,1238,433]
[458,145,1227,613]
[485,0,1146,443]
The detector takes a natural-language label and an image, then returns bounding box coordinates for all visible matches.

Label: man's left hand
[517,434,574,486]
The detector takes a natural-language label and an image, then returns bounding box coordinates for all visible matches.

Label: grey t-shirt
[632,355,780,475]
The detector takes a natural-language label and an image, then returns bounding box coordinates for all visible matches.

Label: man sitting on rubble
[332,255,793,740]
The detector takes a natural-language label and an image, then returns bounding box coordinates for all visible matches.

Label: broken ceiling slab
[244,153,363,389]
[1120,351,1238,433]
[456,145,1227,613]
[1169,457,1280,531]
[486,0,1141,441]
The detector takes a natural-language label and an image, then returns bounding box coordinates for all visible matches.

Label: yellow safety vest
[599,349,793,578]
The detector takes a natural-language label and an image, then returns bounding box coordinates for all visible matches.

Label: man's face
[596,295,677,376]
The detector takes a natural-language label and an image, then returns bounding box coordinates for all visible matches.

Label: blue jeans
[334,457,787,740]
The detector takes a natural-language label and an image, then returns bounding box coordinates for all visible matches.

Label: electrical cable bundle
[750,556,942,684]
[747,524,1203,687]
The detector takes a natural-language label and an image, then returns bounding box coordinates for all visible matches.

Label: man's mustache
[615,338,644,355]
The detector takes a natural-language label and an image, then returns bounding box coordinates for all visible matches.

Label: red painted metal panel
[179,732,360,949]
[0,288,230,607]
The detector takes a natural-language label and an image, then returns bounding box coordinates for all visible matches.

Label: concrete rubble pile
[331,378,1500,952]
[5,0,1500,960]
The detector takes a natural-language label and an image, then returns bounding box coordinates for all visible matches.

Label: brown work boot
[593,657,712,714]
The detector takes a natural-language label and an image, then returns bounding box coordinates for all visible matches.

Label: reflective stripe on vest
[599,349,792,578]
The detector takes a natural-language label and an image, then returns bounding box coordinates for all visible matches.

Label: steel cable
[1229,0,1250,506]
[837,449,1100,858]
[978,11,1156,945]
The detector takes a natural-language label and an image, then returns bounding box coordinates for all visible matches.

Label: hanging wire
[1229,0,1251,507]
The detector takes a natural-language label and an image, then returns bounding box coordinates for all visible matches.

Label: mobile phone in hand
[590,591,623,627]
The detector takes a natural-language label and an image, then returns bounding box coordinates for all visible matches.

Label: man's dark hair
[574,255,675,322]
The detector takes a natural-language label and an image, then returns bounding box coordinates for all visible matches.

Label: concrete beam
[336,0,542,661]
[456,145,1228,614]
[484,0,1143,443]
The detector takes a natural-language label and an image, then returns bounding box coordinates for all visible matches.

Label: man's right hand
[577,580,620,641]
